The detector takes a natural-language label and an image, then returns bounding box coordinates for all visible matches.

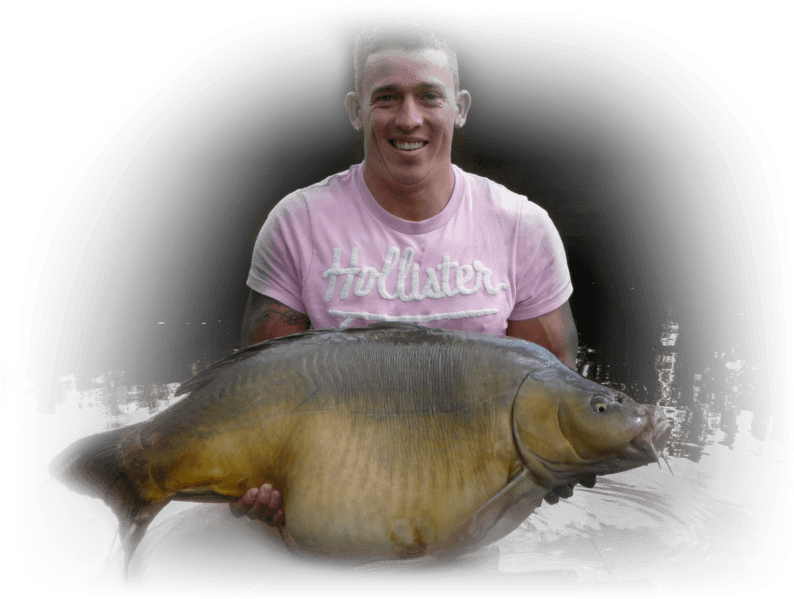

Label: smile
[390,140,427,151]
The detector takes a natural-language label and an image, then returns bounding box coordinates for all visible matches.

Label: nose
[395,96,422,129]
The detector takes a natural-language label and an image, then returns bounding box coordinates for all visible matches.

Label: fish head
[511,369,672,488]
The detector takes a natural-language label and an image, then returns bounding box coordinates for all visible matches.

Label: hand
[230,482,285,532]
[543,474,596,504]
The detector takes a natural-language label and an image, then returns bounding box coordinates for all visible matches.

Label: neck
[362,162,455,222]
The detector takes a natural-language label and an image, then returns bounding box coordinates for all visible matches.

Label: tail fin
[49,427,167,564]
[49,427,129,500]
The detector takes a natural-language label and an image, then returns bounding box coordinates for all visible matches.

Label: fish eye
[590,396,610,413]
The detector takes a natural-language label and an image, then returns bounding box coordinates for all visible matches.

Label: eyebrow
[370,82,446,100]
[370,84,399,99]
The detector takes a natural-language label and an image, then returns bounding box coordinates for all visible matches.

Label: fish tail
[49,427,167,564]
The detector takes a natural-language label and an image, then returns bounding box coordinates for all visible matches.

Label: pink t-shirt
[247,163,572,335]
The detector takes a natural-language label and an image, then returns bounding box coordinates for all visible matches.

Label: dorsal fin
[174,324,426,397]
[174,329,319,397]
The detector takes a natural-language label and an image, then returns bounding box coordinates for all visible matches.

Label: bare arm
[232,290,310,530]
[240,290,311,349]
[506,301,578,369]
[508,301,593,501]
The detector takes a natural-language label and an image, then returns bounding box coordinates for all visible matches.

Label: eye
[423,92,440,101]
[590,396,609,413]
[376,94,395,102]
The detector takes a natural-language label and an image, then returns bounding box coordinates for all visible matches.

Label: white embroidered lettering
[322,248,342,302]
[323,248,509,303]
[354,266,378,297]
[410,264,426,301]
[455,264,478,295]
[438,256,459,297]
[340,247,360,299]
[330,308,499,328]
[323,247,362,302]
[422,268,443,299]
[376,247,400,300]
[475,260,509,295]
[396,247,415,302]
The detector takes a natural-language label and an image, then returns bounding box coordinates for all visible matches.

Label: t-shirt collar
[353,163,465,235]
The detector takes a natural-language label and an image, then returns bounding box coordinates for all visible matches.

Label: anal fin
[120,500,168,576]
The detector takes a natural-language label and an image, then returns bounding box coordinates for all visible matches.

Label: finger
[544,491,560,504]
[267,489,282,513]
[259,488,283,523]
[271,508,285,527]
[250,483,280,520]
[229,487,259,518]
[249,484,272,516]
[579,474,597,488]
[556,484,574,499]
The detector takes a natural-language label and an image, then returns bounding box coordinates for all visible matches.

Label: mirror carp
[51,323,671,563]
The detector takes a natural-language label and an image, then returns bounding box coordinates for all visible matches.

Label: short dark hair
[352,22,459,94]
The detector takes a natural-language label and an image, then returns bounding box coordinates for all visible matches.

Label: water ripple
[496,448,784,590]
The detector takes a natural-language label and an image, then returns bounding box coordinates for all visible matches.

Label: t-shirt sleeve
[509,205,573,321]
[246,194,309,314]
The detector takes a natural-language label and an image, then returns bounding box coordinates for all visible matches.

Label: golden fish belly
[279,410,518,556]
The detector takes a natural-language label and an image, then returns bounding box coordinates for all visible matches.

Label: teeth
[393,141,424,150]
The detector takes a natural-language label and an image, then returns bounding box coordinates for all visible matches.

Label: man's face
[348,47,470,190]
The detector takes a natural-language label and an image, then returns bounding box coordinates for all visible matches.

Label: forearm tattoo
[251,295,311,329]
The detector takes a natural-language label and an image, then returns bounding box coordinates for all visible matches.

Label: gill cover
[513,376,579,468]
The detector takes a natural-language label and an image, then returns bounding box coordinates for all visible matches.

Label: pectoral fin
[462,469,546,548]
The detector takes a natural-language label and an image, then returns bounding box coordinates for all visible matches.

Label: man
[231,23,580,528]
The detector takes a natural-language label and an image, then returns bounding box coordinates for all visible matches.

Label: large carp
[51,323,671,563]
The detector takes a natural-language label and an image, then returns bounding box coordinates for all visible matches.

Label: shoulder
[272,166,359,218]
[456,166,551,223]
[298,166,359,202]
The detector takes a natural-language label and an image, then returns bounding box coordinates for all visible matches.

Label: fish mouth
[513,406,673,489]
[626,411,673,473]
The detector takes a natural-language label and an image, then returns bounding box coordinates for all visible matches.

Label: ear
[344,92,363,130]
[455,90,472,127]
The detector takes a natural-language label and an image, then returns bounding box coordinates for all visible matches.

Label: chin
[390,169,429,187]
